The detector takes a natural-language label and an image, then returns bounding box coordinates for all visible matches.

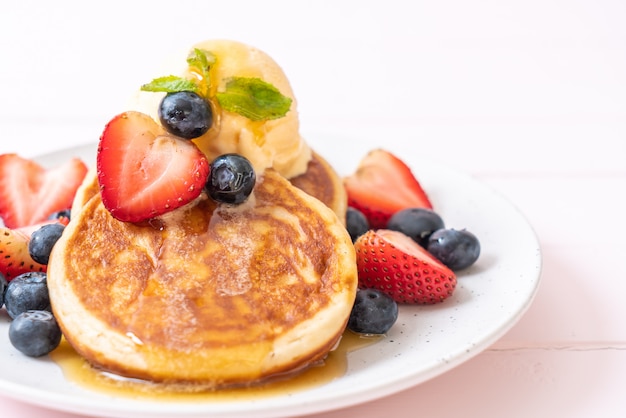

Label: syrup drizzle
[50,331,381,402]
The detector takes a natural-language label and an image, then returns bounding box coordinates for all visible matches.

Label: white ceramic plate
[0,140,542,418]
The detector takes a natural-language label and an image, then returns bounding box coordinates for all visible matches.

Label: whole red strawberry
[354,229,456,304]
[0,154,87,229]
[97,111,210,223]
[344,149,433,229]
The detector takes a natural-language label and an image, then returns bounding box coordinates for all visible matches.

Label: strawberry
[354,229,456,304]
[344,149,433,229]
[0,154,88,229]
[0,220,67,281]
[97,111,210,223]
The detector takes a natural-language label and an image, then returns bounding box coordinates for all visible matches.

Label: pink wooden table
[1,1,625,416]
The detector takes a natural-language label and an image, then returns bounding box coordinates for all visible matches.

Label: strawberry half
[354,229,456,304]
[97,111,210,223]
[0,220,67,281]
[0,154,88,229]
[344,149,433,229]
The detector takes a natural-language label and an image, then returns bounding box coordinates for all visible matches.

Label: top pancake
[48,168,357,388]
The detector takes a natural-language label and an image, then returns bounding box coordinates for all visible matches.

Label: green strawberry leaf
[215,77,292,121]
[140,76,198,93]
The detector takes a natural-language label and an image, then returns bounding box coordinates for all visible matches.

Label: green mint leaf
[215,77,292,121]
[140,76,198,93]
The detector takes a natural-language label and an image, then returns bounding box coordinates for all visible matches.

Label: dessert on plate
[1,37,482,399]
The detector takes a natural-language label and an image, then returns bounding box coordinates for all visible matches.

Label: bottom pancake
[48,169,357,389]
[289,150,347,224]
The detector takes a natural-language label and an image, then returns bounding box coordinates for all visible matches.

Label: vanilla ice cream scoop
[127,39,312,179]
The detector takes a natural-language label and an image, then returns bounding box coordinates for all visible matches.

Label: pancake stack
[47,40,357,389]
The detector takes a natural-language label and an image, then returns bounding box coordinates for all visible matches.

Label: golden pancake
[48,169,357,388]
[50,38,353,388]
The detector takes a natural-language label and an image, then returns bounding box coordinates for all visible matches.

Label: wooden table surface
[1,1,624,417]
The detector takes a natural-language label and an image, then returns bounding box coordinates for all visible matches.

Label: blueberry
[47,209,71,222]
[4,272,50,319]
[386,208,445,247]
[427,228,480,271]
[9,310,62,357]
[205,154,256,204]
[29,223,65,265]
[348,288,398,335]
[0,272,7,307]
[159,91,213,139]
[346,207,369,243]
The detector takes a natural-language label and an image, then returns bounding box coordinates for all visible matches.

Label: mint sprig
[140,75,198,93]
[140,49,291,121]
[216,77,292,121]
[187,48,216,97]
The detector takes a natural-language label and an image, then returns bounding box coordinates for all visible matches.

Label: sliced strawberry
[97,111,210,223]
[0,220,66,281]
[344,149,433,229]
[354,229,456,304]
[0,154,88,229]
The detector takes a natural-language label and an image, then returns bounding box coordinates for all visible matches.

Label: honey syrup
[50,330,381,402]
